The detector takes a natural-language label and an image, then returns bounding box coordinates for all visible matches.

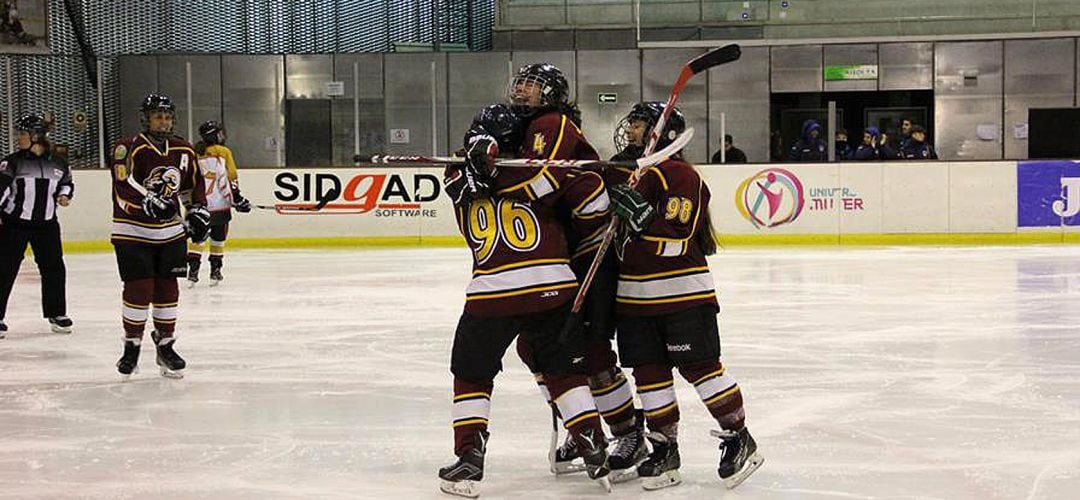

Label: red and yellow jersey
[110,133,205,245]
[615,158,718,316]
[521,110,599,162]
[198,144,239,214]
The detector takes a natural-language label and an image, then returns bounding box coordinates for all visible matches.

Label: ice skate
[577,428,612,493]
[439,432,486,498]
[712,427,763,489]
[186,259,200,288]
[0,320,7,339]
[116,340,141,381]
[550,433,588,475]
[48,316,73,334]
[638,432,681,491]
[152,330,186,379]
[607,418,647,483]
[209,264,223,286]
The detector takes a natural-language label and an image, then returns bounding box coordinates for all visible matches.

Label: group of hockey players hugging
[437,62,764,498]
[109,94,250,379]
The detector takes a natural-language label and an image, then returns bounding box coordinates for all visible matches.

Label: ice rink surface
[1,246,1079,499]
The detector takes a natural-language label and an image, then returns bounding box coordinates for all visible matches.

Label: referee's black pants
[0,218,67,320]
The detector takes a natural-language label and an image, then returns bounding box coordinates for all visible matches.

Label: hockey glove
[232,189,252,213]
[141,192,178,221]
[466,134,499,178]
[444,167,491,207]
[609,184,656,234]
[185,204,212,243]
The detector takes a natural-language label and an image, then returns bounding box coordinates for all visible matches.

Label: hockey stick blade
[255,186,341,213]
[687,44,741,75]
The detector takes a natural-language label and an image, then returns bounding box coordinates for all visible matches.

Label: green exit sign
[597,92,618,104]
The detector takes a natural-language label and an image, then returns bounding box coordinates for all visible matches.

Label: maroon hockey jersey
[521,111,599,162]
[110,133,205,245]
[615,159,718,316]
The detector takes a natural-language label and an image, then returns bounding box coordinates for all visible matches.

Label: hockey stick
[560,44,741,340]
[351,128,693,172]
[254,185,342,213]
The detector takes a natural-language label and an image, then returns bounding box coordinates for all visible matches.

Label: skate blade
[187,280,198,288]
[159,367,185,379]
[609,467,639,484]
[641,469,682,491]
[118,366,139,382]
[722,452,764,489]
[209,280,221,287]
[50,325,73,334]
[439,479,480,498]
[594,475,612,493]
[551,460,587,475]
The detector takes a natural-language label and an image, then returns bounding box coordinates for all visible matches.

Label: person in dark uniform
[0,114,74,338]
[789,119,827,162]
[711,135,748,164]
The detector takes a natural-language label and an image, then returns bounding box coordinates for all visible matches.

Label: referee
[0,114,74,337]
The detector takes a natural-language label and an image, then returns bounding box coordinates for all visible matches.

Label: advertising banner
[1017,160,1080,227]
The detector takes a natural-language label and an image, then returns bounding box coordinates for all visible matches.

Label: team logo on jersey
[735,168,805,229]
[113,144,127,160]
[144,166,182,197]
[532,133,547,156]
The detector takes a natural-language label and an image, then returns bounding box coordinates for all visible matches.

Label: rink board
[59,161,1079,250]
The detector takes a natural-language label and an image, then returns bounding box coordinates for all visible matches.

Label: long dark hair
[697,205,718,256]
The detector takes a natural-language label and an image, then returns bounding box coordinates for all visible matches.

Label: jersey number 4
[467,198,541,264]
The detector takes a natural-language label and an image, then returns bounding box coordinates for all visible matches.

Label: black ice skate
[48,316,73,334]
[151,331,186,379]
[550,433,588,475]
[116,340,141,380]
[0,319,8,339]
[187,259,201,287]
[438,432,486,498]
[576,428,613,493]
[712,427,763,489]
[607,415,648,483]
[209,262,223,286]
[637,432,681,491]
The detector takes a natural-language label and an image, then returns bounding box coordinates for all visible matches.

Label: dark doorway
[286,99,332,167]
[770,90,934,161]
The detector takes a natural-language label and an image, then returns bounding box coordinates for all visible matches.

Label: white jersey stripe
[466,263,577,295]
[618,271,715,300]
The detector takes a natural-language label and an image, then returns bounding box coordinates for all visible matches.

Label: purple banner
[1017,161,1080,227]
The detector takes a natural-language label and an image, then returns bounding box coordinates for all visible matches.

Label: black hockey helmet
[140,93,176,140]
[507,63,569,116]
[613,101,686,156]
[15,114,49,140]
[464,103,524,154]
[198,120,224,145]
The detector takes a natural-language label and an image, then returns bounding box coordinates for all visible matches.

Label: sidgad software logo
[272,172,441,217]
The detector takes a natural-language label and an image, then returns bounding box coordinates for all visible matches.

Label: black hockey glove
[185,204,211,243]
[232,189,252,213]
[141,192,178,221]
[609,184,656,234]
[466,134,499,178]
[444,167,491,207]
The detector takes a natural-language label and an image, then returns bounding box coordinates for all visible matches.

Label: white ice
[1,246,1079,499]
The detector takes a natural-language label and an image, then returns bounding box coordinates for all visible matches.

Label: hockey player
[606,102,763,491]
[500,63,647,480]
[438,103,613,498]
[110,94,210,379]
[187,120,251,286]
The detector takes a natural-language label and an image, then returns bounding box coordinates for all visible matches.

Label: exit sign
[597,92,618,104]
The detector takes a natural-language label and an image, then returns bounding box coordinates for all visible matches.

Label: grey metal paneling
[636,0,697,25]
[644,48,708,163]
[879,42,933,90]
[157,55,221,141]
[117,56,158,138]
[824,44,878,92]
[511,51,577,103]
[448,52,511,151]
[1004,38,1075,159]
[286,55,334,99]
[708,46,769,164]
[384,53,449,156]
[771,45,822,93]
[577,50,640,161]
[222,55,284,167]
[332,53,385,165]
[934,41,1003,160]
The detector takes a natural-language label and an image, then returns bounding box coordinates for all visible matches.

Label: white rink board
[61,161,1040,244]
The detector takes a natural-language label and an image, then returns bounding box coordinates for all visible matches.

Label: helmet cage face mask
[506,64,568,115]
[16,114,49,147]
[140,94,176,140]
[613,102,685,154]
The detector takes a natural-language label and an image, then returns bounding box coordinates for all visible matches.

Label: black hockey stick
[559,44,741,342]
[254,185,342,213]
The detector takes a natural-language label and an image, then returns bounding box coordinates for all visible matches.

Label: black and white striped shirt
[0,149,74,224]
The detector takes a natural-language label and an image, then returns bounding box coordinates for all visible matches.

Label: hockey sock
[588,367,636,436]
[209,239,225,263]
[546,374,604,445]
[121,279,153,341]
[633,364,681,435]
[452,377,493,457]
[678,359,745,431]
[186,241,204,261]
[152,278,179,338]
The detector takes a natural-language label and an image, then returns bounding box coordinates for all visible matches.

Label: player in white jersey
[187,121,251,286]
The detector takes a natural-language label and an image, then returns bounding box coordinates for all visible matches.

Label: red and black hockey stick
[560,44,741,340]
[254,185,342,213]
